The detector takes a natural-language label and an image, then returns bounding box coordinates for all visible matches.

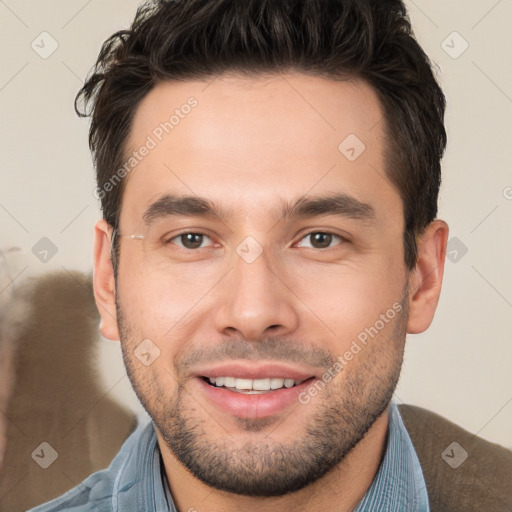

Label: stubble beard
[116,290,408,497]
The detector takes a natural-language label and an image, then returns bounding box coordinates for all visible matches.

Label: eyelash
[165,231,347,251]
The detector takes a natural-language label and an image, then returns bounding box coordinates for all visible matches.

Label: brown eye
[171,233,212,249]
[296,232,343,249]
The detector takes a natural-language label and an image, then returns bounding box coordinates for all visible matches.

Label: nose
[213,246,300,342]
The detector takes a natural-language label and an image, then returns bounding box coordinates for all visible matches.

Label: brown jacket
[399,404,512,512]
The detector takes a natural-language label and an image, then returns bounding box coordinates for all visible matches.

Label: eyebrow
[142,192,376,227]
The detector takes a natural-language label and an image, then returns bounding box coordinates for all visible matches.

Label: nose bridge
[213,243,299,340]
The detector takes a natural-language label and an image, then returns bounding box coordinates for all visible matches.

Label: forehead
[128,73,382,157]
[121,72,401,228]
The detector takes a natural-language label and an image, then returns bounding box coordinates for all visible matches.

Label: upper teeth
[209,377,298,391]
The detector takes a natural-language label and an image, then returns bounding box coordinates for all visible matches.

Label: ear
[93,218,120,341]
[406,219,449,334]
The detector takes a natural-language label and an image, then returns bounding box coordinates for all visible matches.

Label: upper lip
[192,362,318,383]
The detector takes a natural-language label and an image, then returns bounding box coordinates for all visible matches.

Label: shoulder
[398,403,512,512]
[26,469,114,512]
[27,419,154,512]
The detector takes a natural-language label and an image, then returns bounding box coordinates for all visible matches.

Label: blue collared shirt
[354,402,430,511]
[29,401,429,511]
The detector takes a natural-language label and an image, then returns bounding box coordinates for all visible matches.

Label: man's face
[112,73,411,495]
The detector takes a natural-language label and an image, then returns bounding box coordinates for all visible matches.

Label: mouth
[190,361,319,419]
[192,364,318,419]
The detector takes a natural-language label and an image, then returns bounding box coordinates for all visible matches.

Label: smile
[205,376,303,394]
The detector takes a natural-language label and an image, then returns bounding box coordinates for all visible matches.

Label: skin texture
[93,73,448,512]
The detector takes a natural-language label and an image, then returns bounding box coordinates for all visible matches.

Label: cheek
[117,268,211,344]
[295,262,404,338]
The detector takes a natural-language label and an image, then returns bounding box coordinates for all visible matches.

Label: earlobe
[406,219,449,334]
[93,219,120,341]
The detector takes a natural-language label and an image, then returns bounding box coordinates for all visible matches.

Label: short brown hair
[76,0,447,273]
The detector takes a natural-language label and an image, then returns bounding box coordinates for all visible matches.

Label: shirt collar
[353,401,430,511]
[110,420,174,512]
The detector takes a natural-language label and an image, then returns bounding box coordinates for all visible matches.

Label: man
[30,0,512,511]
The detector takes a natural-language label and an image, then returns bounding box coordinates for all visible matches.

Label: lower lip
[195,377,315,419]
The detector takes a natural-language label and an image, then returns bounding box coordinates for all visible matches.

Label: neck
[157,405,390,512]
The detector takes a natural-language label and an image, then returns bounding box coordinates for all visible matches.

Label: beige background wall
[1,0,511,447]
